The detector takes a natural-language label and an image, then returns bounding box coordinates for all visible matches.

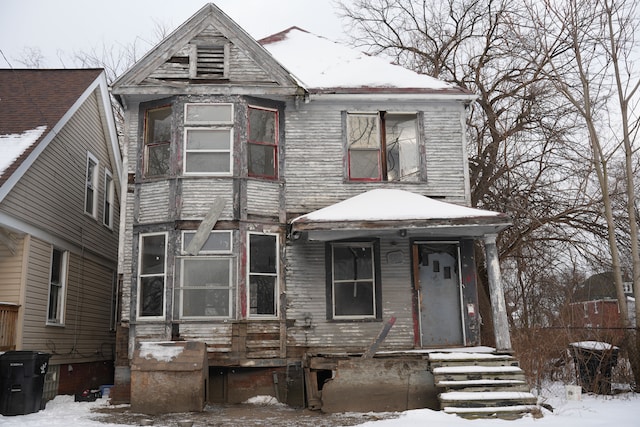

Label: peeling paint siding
[138,181,171,224]
[180,179,235,220]
[134,323,172,340]
[285,239,416,351]
[246,180,279,216]
[228,47,275,83]
[283,100,469,215]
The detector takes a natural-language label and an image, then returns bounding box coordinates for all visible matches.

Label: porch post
[483,234,512,352]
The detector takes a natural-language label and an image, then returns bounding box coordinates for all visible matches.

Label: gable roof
[112,3,301,96]
[260,27,472,97]
[0,68,121,198]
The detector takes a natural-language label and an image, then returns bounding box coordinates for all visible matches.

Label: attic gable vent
[190,44,229,79]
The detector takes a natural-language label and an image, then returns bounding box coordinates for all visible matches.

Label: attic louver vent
[190,44,229,79]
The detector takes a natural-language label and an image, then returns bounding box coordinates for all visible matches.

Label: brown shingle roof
[0,68,102,185]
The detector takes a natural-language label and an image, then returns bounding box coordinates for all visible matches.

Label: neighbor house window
[103,169,114,228]
[176,231,233,318]
[144,106,172,177]
[327,241,381,320]
[84,153,99,217]
[138,233,167,318]
[248,233,278,317]
[47,248,68,324]
[184,103,233,175]
[248,106,278,179]
[347,112,419,181]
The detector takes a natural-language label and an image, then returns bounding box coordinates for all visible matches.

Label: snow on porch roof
[290,189,511,240]
[292,189,507,223]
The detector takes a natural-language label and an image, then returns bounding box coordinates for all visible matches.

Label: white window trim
[331,241,377,320]
[103,169,114,228]
[46,248,68,326]
[137,232,167,320]
[247,232,279,319]
[184,103,234,125]
[183,127,234,176]
[84,152,99,218]
[181,230,233,254]
[177,256,234,320]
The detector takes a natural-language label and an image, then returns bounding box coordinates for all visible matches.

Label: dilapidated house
[111,3,536,418]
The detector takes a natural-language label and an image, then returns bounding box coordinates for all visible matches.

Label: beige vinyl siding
[285,239,415,351]
[0,234,26,304]
[21,237,115,364]
[0,90,120,262]
[284,99,469,215]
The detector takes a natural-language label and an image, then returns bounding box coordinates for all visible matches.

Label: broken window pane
[145,106,172,177]
[331,243,376,318]
[248,107,278,178]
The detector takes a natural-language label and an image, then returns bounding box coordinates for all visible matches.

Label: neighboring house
[111,3,528,417]
[0,69,122,398]
[568,272,636,343]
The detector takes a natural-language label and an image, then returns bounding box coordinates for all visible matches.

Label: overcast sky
[0,0,349,69]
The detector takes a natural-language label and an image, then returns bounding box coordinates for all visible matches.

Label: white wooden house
[0,69,121,399]
[111,3,534,417]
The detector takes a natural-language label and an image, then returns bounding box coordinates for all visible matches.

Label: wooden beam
[184,197,226,255]
[362,316,396,358]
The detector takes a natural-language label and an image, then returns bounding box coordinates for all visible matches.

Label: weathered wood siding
[246,180,280,217]
[0,90,120,262]
[180,179,235,220]
[285,238,415,351]
[284,99,469,215]
[21,237,115,364]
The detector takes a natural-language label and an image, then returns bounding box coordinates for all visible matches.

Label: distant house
[0,69,121,398]
[569,272,636,343]
[111,3,534,418]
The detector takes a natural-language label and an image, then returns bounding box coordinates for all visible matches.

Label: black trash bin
[570,341,619,395]
[0,351,51,416]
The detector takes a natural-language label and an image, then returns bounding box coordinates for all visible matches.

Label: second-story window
[248,106,278,179]
[347,112,419,182]
[103,169,114,228]
[184,103,233,175]
[144,106,172,178]
[85,152,99,217]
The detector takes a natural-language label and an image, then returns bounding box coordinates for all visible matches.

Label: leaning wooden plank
[185,197,226,255]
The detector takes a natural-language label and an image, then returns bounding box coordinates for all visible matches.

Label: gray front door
[415,242,464,347]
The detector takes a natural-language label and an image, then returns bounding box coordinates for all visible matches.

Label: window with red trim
[248,106,278,179]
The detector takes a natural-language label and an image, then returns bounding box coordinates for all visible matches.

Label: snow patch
[139,342,184,362]
[570,341,618,351]
[0,125,47,176]
[243,395,286,406]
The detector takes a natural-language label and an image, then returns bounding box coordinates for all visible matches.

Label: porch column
[483,234,512,352]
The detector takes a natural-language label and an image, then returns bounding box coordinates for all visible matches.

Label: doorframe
[411,240,466,348]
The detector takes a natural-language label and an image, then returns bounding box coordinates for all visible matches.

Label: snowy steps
[429,352,538,419]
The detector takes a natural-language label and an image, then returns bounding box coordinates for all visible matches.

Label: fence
[0,303,19,351]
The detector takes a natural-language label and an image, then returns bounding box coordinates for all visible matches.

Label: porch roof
[290,189,511,241]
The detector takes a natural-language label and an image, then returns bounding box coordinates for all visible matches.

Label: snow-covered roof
[260,27,471,96]
[292,189,504,223]
[0,126,47,176]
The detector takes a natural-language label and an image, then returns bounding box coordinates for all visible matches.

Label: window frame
[47,247,69,326]
[103,169,114,228]
[247,105,279,179]
[176,256,234,319]
[247,232,279,319]
[84,152,99,217]
[137,232,167,320]
[183,103,234,176]
[346,111,420,182]
[143,105,172,178]
[326,240,382,321]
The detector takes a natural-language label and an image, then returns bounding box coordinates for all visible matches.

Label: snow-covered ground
[0,385,638,426]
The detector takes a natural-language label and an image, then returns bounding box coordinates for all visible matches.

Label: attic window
[190,44,229,79]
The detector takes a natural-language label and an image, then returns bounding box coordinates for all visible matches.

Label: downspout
[483,234,512,352]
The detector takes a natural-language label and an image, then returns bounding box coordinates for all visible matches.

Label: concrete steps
[429,352,538,419]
